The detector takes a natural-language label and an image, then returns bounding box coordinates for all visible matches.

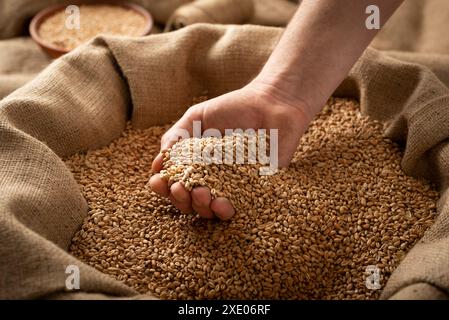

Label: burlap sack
[164,0,297,32]
[0,0,191,100]
[0,37,51,99]
[249,0,297,27]
[0,21,448,300]
[1,0,449,300]
[0,0,294,100]
[0,0,191,39]
[164,0,254,32]
[0,0,296,99]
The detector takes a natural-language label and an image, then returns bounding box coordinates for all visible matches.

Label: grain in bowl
[37,4,149,51]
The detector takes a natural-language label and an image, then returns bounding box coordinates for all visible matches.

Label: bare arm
[252,0,404,122]
[150,0,404,220]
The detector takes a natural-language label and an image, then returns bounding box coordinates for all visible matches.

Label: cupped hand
[149,82,312,220]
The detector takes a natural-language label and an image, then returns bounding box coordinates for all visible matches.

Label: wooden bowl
[29,1,153,58]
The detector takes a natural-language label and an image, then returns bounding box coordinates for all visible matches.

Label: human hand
[149,82,312,220]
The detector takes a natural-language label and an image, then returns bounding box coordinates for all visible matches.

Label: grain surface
[38,4,147,50]
[67,98,438,299]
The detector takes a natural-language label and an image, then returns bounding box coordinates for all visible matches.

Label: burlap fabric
[164,0,254,32]
[1,0,449,300]
[0,0,298,99]
[164,0,296,31]
[0,0,192,37]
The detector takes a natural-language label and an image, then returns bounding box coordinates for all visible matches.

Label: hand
[149,82,312,220]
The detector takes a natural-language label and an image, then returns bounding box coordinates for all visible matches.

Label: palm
[201,90,264,132]
[149,86,310,220]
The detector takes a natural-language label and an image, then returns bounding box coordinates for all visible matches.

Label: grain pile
[38,4,147,50]
[67,98,438,299]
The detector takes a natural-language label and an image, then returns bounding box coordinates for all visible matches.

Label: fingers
[149,176,235,221]
[210,197,235,221]
[152,106,201,174]
[148,174,170,197]
[150,103,236,220]
[169,182,193,214]
[151,153,164,173]
[160,106,200,151]
[191,187,214,219]
[148,176,195,215]
[190,188,235,221]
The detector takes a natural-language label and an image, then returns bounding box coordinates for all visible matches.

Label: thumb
[160,106,203,151]
[152,106,202,173]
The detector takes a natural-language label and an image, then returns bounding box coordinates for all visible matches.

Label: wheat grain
[67,98,438,299]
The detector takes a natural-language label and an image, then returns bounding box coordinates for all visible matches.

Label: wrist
[243,79,313,132]
[247,73,320,123]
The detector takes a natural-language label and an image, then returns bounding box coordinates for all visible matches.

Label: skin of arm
[251,0,404,120]
[149,0,404,220]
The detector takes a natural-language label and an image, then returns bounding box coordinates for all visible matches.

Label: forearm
[251,0,404,122]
